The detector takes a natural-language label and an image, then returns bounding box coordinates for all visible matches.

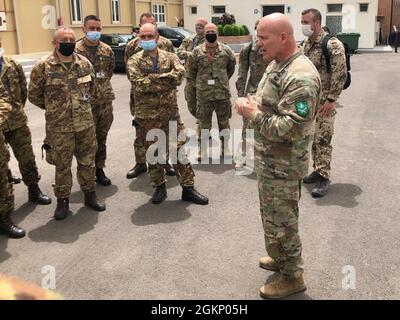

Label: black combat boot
[152,183,167,204]
[11,175,21,184]
[0,211,26,239]
[28,184,52,205]
[126,163,147,179]
[54,198,69,221]
[84,192,106,211]
[311,179,330,198]
[303,171,325,184]
[165,162,176,176]
[96,168,112,186]
[182,187,209,205]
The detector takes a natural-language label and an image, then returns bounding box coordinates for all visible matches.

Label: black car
[100,33,134,70]
[157,27,195,48]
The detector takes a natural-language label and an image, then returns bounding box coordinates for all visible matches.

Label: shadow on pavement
[28,207,100,243]
[303,183,362,208]
[69,184,119,204]
[192,162,234,175]
[12,202,38,224]
[131,200,191,226]
[0,236,11,263]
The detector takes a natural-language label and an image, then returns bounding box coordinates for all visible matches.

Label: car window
[159,29,180,39]
[101,36,113,46]
[111,36,124,45]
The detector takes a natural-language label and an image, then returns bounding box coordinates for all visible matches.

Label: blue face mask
[87,31,101,42]
[140,39,157,52]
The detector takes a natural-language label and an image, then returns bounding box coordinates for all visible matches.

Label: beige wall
[0,0,182,54]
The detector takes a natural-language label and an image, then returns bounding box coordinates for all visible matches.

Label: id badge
[208,79,215,86]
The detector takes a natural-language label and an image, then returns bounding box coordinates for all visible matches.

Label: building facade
[0,0,183,54]
[183,0,379,49]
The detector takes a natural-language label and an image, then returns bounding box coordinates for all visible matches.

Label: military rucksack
[321,35,352,90]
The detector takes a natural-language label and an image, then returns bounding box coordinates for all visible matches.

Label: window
[190,6,197,15]
[360,3,369,12]
[111,0,121,23]
[70,0,82,24]
[327,4,343,13]
[212,6,226,14]
[152,4,166,26]
[326,15,343,35]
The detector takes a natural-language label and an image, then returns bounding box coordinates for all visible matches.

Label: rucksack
[321,35,351,90]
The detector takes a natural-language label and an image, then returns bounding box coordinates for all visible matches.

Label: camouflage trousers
[312,109,336,180]
[130,93,148,165]
[92,103,114,169]
[197,99,231,138]
[49,127,97,198]
[137,117,195,187]
[257,176,304,279]
[4,125,40,186]
[197,100,232,147]
[0,133,14,217]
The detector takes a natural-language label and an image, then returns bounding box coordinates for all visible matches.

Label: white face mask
[0,48,4,58]
[302,24,313,37]
[254,30,257,41]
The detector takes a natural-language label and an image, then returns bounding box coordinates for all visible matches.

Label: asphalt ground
[1,52,399,299]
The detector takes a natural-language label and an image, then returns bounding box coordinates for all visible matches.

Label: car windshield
[173,28,194,38]
[119,34,134,43]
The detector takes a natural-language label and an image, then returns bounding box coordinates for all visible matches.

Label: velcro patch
[295,101,309,118]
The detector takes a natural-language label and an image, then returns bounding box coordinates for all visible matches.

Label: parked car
[157,26,195,48]
[100,33,134,71]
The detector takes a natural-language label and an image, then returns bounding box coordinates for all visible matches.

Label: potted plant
[217,13,252,44]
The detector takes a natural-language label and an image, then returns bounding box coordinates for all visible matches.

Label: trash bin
[336,33,361,53]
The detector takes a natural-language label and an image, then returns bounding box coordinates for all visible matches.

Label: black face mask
[58,42,75,56]
[205,33,217,43]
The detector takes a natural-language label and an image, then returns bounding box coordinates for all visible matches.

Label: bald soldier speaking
[235,14,321,299]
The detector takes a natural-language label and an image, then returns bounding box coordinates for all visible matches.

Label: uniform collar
[309,29,327,45]
[49,50,79,68]
[201,42,221,53]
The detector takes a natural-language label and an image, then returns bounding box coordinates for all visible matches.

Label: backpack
[321,35,351,90]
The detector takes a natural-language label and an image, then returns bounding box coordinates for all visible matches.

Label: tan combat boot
[259,256,280,271]
[259,274,306,299]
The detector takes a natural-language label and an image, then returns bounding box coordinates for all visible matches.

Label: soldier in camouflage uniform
[125,13,176,180]
[28,26,106,221]
[185,23,236,160]
[75,15,115,186]
[0,273,63,300]
[235,19,269,168]
[236,14,321,299]
[301,9,347,197]
[127,23,208,205]
[0,43,51,206]
[0,87,26,238]
[177,17,207,62]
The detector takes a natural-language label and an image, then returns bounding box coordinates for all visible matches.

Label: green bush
[217,24,224,36]
[238,26,246,36]
[232,25,241,36]
[241,25,250,35]
[223,24,233,36]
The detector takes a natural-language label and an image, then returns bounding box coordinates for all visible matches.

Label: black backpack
[321,35,351,90]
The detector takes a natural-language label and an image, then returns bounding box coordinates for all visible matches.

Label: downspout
[12,0,22,54]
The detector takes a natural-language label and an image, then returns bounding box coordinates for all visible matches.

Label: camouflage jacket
[127,49,185,120]
[28,51,95,133]
[302,29,347,104]
[75,39,115,104]
[235,41,268,97]
[176,35,206,61]
[252,51,321,180]
[0,56,28,132]
[124,36,174,62]
[0,85,12,130]
[185,42,236,103]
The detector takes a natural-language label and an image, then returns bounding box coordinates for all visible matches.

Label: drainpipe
[12,0,22,54]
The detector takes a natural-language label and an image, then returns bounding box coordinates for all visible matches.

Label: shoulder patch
[295,101,309,118]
